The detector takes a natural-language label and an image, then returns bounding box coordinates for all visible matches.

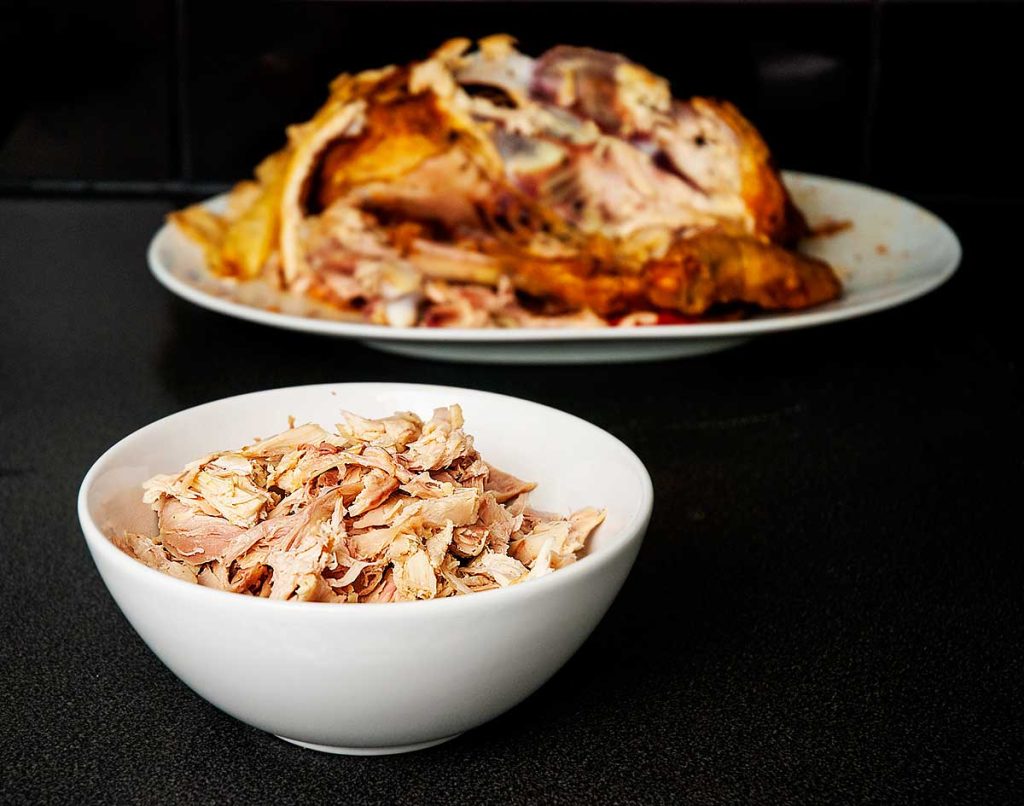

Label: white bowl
[77,383,652,755]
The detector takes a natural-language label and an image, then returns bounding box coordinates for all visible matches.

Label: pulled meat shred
[115,405,605,602]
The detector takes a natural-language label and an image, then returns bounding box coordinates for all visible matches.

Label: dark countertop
[1,196,1021,805]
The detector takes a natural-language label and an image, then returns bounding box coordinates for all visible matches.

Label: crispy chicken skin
[171,36,840,325]
[492,232,839,318]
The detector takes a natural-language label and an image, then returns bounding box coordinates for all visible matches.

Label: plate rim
[148,172,962,343]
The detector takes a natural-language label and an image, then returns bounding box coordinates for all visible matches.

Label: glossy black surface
[1,197,1021,803]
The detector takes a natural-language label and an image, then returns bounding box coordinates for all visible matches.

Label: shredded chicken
[115,405,605,602]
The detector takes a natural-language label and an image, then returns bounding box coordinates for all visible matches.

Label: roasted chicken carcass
[172,36,841,327]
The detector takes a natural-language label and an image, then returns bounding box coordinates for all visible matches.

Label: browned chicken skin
[646,233,839,314]
[494,231,840,318]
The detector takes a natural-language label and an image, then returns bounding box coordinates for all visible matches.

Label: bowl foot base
[276,733,462,756]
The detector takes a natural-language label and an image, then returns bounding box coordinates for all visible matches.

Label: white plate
[149,173,961,364]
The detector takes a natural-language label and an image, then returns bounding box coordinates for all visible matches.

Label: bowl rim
[78,382,653,617]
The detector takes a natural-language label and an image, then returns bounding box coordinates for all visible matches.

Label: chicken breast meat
[115,405,605,602]
[172,35,840,327]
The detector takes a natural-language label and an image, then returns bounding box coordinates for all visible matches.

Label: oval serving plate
[149,173,961,364]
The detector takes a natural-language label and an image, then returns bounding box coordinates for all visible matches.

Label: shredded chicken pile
[114,405,605,602]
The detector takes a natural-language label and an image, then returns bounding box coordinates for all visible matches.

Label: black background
[1,0,1022,203]
[1,2,1023,804]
